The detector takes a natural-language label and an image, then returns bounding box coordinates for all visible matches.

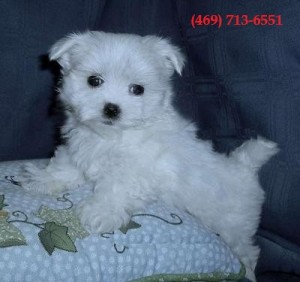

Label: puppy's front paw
[17,163,66,195]
[76,197,131,234]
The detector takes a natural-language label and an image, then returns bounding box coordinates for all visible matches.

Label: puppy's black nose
[103,103,121,119]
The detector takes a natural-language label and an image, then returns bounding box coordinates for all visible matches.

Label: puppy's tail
[230,136,279,170]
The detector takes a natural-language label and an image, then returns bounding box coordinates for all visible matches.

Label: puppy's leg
[237,243,259,282]
[19,146,85,195]
[76,182,150,234]
[220,230,259,282]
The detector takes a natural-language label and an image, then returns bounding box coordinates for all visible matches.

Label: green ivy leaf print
[38,222,77,255]
[0,217,27,248]
[0,194,8,210]
[36,205,89,240]
[119,220,141,234]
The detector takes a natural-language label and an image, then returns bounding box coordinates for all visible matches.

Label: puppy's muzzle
[103,103,121,120]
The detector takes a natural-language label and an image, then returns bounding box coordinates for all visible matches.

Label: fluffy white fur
[20,31,278,281]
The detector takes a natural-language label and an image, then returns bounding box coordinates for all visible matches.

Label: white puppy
[21,31,278,281]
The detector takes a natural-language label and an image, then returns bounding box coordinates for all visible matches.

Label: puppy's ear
[142,36,185,76]
[49,33,81,70]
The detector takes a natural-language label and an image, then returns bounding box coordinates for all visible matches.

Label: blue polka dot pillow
[0,160,245,282]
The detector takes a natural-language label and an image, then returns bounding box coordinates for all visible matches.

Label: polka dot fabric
[0,160,244,282]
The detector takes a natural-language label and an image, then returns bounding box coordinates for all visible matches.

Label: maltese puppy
[21,31,278,281]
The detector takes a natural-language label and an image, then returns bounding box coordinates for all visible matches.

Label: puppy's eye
[87,75,104,87]
[129,84,144,96]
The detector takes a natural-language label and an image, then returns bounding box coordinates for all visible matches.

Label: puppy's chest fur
[66,125,171,181]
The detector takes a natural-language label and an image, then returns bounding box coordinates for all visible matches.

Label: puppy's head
[49,31,185,128]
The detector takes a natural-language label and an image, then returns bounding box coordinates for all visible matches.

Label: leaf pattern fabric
[0,160,244,281]
[36,206,89,240]
[0,217,27,248]
[38,222,77,255]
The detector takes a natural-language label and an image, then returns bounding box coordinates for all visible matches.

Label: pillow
[0,160,245,282]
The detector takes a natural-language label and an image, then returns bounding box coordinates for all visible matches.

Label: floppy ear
[49,33,82,70]
[142,36,185,76]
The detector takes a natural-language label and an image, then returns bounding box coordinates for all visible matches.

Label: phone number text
[191,14,283,28]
